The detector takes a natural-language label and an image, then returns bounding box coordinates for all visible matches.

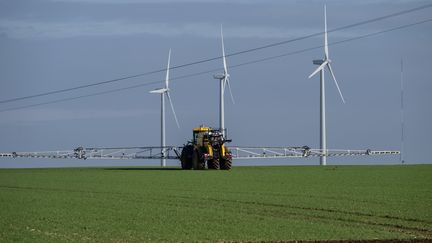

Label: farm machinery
[0,138,400,168]
[180,126,232,170]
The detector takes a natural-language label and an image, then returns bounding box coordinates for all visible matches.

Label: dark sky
[0,0,431,167]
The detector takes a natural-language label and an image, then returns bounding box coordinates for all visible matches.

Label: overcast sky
[0,0,431,168]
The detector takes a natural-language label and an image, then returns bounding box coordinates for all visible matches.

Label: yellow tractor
[180,126,232,170]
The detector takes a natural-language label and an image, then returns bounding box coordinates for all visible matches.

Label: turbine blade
[166,92,180,128]
[308,60,328,79]
[327,63,346,103]
[221,25,228,76]
[324,5,329,59]
[165,49,171,89]
[225,77,235,104]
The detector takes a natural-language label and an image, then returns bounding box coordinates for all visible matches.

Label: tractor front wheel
[207,159,220,170]
[220,157,232,170]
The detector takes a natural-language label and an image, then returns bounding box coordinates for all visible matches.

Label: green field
[0,165,431,242]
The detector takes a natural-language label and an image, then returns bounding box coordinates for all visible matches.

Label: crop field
[0,164,431,242]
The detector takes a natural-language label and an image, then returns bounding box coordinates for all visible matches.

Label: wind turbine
[213,25,235,138]
[150,49,180,167]
[308,5,345,166]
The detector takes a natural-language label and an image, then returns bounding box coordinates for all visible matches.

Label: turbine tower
[308,5,345,166]
[400,58,405,164]
[213,25,235,138]
[150,49,180,167]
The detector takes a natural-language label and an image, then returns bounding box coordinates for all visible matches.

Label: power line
[225,3,432,57]
[0,81,160,113]
[1,18,431,113]
[0,70,220,112]
[0,3,431,105]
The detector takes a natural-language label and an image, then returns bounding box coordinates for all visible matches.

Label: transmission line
[1,18,431,113]
[0,3,431,105]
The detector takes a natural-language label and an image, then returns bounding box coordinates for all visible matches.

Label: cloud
[0,108,150,124]
[0,20,165,39]
[0,19,365,40]
[48,0,278,4]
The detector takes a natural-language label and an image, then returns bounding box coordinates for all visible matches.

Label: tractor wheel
[220,157,232,170]
[207,159,220,170]
[192,149,205,170]
[180,145,194,169]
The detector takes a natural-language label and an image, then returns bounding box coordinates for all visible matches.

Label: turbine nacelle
[313,59,325,65]
[213,73,229,80]
[149,88,169,94]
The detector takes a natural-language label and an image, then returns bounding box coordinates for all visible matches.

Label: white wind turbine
[308,5,345,166]
[150,49,180,167]
[213,25,235,138]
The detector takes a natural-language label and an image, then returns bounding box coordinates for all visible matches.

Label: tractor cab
[192,126,227,147]
[192,126,212,147]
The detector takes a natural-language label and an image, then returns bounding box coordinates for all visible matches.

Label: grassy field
[0,164,431,242]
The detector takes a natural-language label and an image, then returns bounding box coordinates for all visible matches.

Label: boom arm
[229,146,399,159]
[0,146,399,160]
